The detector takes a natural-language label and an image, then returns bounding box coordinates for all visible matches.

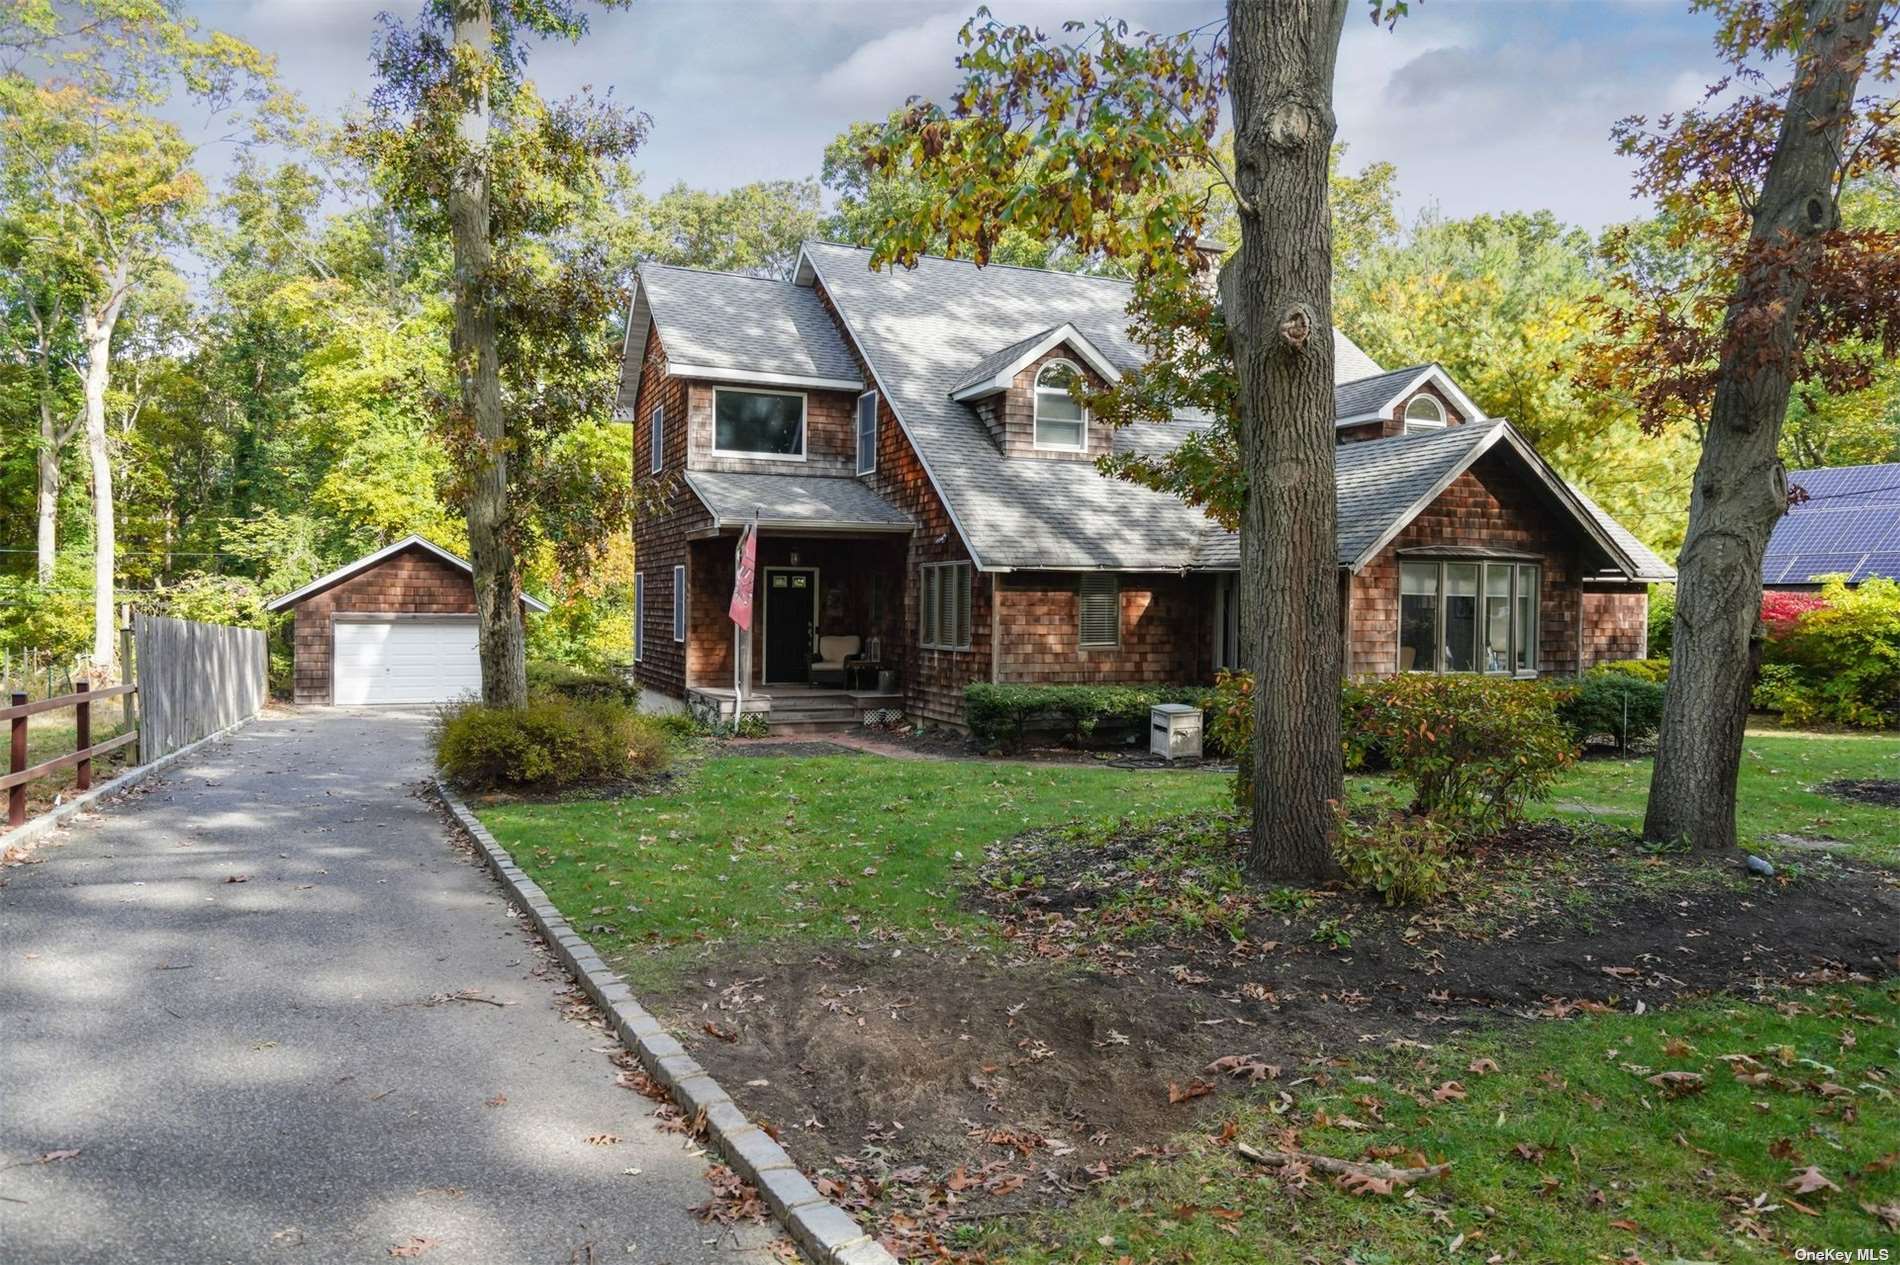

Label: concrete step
[768,705,858,723]
[765,717,862,736]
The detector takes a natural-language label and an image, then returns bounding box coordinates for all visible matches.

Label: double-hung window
[672,563,686,642]
[920,561,972,651]
[1399,559,1539,674]
[713,388,806,460]
[649,405,665,474]
[633,572,645,662]
[1033,361,1086,451]
[856,390,878,475]
[1078,573,1120,647]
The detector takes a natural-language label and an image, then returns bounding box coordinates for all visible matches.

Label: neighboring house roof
[1569,485,1677,583]
[1333,363,1488,426]
[948,322,1122,401]
[1186,422,1675,581]
[794,241,1385,572]
[1763,462,1900,585]
[263,535,551,613]
[684,470,913,533]
[615,264,864,416]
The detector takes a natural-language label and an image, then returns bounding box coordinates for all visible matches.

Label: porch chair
[811,635,863,688]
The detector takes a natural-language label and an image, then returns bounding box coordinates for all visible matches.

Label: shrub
[1342,675,1576,835]
[526,659,638,704]
[1557,671,1667,750]
[1205,670,1255,804]
[435,695,667,790]
[1333,803,1460,907]
[1648,584,1676,658]
[963,682,1211,751]
[1761,590,1829,636]
[1756,576,1900,727]
[1587,656,1671,684]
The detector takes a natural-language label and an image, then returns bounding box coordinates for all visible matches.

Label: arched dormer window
[1403,394,1447,434]
[1034,360,1087,451]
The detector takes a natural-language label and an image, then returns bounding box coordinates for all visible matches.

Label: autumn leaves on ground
[475,739,1900,1264]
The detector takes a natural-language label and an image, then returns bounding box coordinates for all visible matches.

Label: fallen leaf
[1609,1218,1639,1232]
[703,1020,738,1043]
[483,1094,507,1108]
[1786,1166,1839,1196]
[1432,1081,1467,1103]
[1168,1080,1215,1104]
[387,1236,438,1258]
[1862,1200,1900,1231]
[586,1133,620,1147]
[1466,1057,1499,1076]
[223,875,250,884]
[1645,1071,1705,1098]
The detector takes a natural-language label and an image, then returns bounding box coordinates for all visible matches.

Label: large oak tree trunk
[450,0,527,708]
[1221,0,1350,880]
[1645,0,1880,850]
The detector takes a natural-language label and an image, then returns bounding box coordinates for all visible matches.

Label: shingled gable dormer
[1334,363,1488,444]
[948,323,1121,459]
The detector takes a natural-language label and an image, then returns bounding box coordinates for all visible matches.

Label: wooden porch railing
[2,683,139,828]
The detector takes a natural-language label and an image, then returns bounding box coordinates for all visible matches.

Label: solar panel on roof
[1764,463,1900,585]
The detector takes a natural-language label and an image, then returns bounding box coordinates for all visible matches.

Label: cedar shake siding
[290,546,478,704]
[993,572,1209,684]
[630,323,706,700]
[1345,448,1587,677]
[1581,585,1650,665]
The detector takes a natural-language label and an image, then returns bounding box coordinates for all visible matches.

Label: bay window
[1398,558,1540,675]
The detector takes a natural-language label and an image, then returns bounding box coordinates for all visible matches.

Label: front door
[763,568,817,684]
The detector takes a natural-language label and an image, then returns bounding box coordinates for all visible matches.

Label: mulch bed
[649,822,1900,1245]
[1818,778,1900,808]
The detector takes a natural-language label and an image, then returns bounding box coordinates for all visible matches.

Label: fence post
[8,692,25,828]
[121,623,140,764]
[75,681,92,792]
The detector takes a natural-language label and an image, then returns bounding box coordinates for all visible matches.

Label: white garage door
[333,619,482,705]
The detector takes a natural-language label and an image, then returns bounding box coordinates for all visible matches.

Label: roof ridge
[803,238,1136,288]
[641,261,797,285]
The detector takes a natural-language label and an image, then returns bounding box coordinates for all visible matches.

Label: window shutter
[954,564,972,649]
[921,566,938,647]
[1078,573,1119,647]
[650,406,664,474]
[633,573,645,662]
[673,564,686,641]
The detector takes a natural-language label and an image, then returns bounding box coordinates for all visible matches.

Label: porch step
[765,716,863,737]
[768,705,858,723]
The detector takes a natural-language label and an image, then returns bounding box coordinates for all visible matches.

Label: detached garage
[266,536,548,706]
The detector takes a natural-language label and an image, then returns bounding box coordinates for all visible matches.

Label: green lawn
[1534,730,1900,865]
[984,983,1900,1265]
[475,754,1230,982]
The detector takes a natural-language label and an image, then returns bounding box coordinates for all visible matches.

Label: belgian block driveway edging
[433,780,897,1265]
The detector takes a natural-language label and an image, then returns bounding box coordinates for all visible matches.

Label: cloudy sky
[187,0,1721,231]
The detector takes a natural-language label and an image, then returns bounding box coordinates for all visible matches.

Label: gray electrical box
[1150,703,1203,760]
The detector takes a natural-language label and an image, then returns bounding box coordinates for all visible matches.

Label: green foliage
[137,572,269,628]
[1756,576,1900,727]
[1204,669,1255,806]
[434,695,666,791]
[0,566,92,667]
[525,658,635,704]
[1647,584,1677,658]
[1589,655,1672,684]
[1343,675,1577,835]
[1332,801,1460,907]
[1558,671,1668,749]
[963,682,1210,752]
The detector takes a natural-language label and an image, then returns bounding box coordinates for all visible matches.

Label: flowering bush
[1760,589,1830,636]
[1757,576,1900,727]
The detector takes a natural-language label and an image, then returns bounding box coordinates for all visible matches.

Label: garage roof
[263,535,552,613]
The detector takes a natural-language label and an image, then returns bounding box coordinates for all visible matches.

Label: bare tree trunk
[1645,0,1879,850]
[1221,0,1349,880]
[450,0,526,708]
[26,292,69,585]
[80,266,129,673]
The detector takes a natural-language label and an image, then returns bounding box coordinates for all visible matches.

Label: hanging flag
[729,517,758,630]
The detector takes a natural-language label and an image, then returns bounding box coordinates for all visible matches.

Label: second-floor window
[1403,394,1447,434]
[1033,360,1086,451]
[650,404,664,474]
[714,388,805,460]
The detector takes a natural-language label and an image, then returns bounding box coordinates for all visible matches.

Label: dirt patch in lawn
[649,821,1900,1252]
[1818,777,1900,808]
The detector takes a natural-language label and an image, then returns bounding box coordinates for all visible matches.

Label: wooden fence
[4,683,140,827]
[133,612,267,762]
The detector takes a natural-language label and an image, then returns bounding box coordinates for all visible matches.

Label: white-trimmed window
[1398,559,1539,674]
[1402,394,1447,434]
[633,572,645,662]
[650,404,665,474]
[856,390,878,475]
[713,387,806,460]
[1033,360,1086,451]
[920,561,972,651]
[672,563,686,642]
[1078,572,1120,647]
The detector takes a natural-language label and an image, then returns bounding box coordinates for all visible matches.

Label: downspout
[1338,565,1353,679]
[989,573,1002,683]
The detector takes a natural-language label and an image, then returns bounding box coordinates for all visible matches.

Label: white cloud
[812,9,968,111]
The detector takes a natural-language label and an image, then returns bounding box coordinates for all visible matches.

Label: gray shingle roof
[642,264,863,385]
[685,470,911,530]
[949,326,1064,397]
[1334,364,1431,421]
[800,242,1385,571]
[1569,485,1677,581]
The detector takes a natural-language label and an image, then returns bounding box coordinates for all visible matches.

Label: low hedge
[964,682,1212,751]
[1557,670,1667,750]
[1587,657,1670,684]
[435,694,667,790]
[526,659,638,705]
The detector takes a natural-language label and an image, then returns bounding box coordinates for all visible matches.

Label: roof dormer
[950,324,1120,458]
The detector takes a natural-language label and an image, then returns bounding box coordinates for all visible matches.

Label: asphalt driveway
[0,708,775,1264]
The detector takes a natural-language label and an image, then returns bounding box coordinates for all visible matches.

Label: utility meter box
[1150,703,1204,760]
